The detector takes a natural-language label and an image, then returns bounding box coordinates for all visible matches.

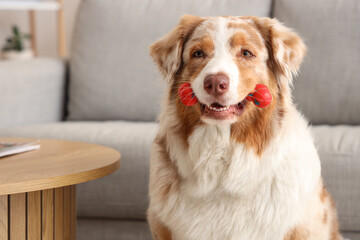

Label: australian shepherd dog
[147,15,343,240]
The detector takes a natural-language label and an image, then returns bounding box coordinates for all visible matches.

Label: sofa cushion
[342,231,360,240]
[0,58,66,129]
[273,0,360,124]
[68,0,272,122]
[0,121,158,220]
[312,125,360,232]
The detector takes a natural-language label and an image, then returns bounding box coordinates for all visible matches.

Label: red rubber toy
[246,84,272,108]
[178,83,272,108]
[178,82,198,106]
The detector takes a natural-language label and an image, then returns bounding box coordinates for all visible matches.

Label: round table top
[0,138,121,195]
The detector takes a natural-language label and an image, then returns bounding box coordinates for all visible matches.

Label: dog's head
[151,15,305,153]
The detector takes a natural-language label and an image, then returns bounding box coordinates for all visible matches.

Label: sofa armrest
[0,58,66,130]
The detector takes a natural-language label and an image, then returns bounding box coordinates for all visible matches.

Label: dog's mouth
[200,100,247,120]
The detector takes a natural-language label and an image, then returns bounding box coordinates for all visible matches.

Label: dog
[147,15,343,240]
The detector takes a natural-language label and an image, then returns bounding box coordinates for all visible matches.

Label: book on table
[0,140,40,158]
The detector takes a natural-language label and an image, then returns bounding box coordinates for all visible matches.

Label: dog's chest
[167,125,303,240]
[171,173,301,240]
[174,125,235,195]
[176,125,268,196]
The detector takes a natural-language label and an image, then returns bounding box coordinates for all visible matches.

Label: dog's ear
[252,17,306,87]
[150,15,204,82]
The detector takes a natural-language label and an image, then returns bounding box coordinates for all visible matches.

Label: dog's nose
[204,73,229,96]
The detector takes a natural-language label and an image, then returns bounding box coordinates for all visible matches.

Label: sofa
[0,0,359,239]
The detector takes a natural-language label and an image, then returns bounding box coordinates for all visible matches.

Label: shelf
[0,1,60,11]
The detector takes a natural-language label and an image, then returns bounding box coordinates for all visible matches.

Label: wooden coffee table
[0,138,121,240]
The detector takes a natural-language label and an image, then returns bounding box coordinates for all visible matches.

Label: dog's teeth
[208,105,229,112]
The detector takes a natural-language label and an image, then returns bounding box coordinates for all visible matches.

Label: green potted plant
[1,25,33,60]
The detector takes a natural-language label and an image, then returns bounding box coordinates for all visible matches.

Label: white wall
[0,0,81,58]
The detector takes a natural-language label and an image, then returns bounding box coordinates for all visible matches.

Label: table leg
[10,193,26,239]
[0,195,8,240]
[54,188,64,240]
[0,185,76,240]
[42,189,54,240]
[28,191,41,240]
[64,185,76,240]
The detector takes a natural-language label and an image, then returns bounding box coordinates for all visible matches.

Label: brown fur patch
[148,209,172,240]
[229,32,248,48]
[186,37,214,80]
[226,18,298,157]
[150,136,180,201]
[174,90,203,145]
[151,15,210,147]
[148,136,178,239]
[228,24,264,50]
[150,15,205,77]
[276,91,286,125]
[329,196,341,240]
[319,182,342,240]
[230,70,280,157]
[331,223,341,240]
[169,50,208,147]
[170,35,215,146]
[245,16,306,80]
[165,46,174,56]
[228,17,307,156]
[227,22,241,29]
[189,37,214,59]
[230,101,275,156]
[175,99,204,147]
[283,226,310,240]
[323,210,328,224]
[320,185,329,203]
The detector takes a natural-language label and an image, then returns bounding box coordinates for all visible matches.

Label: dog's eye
[240,50,254,58]
[192,50,205,58]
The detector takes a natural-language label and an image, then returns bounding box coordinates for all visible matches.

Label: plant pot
[1,49,34,61]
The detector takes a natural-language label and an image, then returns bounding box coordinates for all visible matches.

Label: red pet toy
[245,84,272,108]
[178,83,272,108]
